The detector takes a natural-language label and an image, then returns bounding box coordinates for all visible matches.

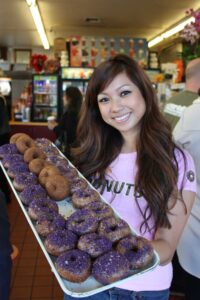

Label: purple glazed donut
[60,165,78,181]
[44,229,78,256]
[70,176,88,193]
[84,201,114,221]
[35,138,60,156]
[116,235,154,269]
[0,144,19,158]
[78,233,113,258]
[46,155,69,167]
[98,217,131,243]
[92,250,130,285]
[28,198,59,220]
[20,184,47,206]
[67,209,98,235]
[36,213,66,237]
[13,171,38,192]
[2,154,24,169]
[7,162,29,179]
[72,187,100,208]
[55,249,91,282]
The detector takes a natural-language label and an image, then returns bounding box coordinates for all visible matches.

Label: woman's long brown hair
[72,54,186,233]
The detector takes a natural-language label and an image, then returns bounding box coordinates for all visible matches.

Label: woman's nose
[110,98,122,112]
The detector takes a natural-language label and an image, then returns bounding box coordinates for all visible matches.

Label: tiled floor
[7,191,185,300]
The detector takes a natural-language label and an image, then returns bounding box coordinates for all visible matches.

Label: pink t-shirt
[94,149,196,291]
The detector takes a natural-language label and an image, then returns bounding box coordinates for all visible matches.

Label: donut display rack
[0,146,159,298]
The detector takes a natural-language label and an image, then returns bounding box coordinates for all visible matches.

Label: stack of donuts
[0,133,154,286]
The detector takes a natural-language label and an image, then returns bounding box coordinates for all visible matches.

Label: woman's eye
[98,97,109,103]
[121,90,131,97]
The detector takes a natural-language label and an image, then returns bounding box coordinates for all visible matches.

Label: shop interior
[0,0,200,299]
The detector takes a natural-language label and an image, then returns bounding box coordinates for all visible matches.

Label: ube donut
[92,250,130,285]
[13,172,38,192]
[20,184,47,206]
[0,144,18,158]
[16,136,35,154]
[98,217,131,243]
[24,147,46,163]
[45,175,70,201]
[46,155,69,167]
[44,229,78,256]
[10,133,30,144]
[67,209,98,235]
[29,158,51,175]
[84,201,114,221]
[116,235,154,269]
[36,213,66,237]
[7,162,29,179]
[36,138,60,156]
[70,176,88,193]
[55,249,91,282]
[72,187,100,208]
[28,198,59,220]
[60,165,78,181]
[38,166,60,186]
[2,154,24,169]
[78,233,112,258]
[35,138,52,147]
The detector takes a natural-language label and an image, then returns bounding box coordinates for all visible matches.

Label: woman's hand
[47,120,57,130]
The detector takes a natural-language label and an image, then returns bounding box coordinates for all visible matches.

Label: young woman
[65,54,196,300]
[48,86,83,157]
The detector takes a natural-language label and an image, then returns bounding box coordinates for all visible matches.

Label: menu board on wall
[70,36,148,68]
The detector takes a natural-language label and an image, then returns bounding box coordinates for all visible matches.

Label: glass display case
[31,74,61,122]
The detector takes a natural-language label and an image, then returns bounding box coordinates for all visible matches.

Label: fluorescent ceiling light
[26,0,50,50]
[148,16,195,48]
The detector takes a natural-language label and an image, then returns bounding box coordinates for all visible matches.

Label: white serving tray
[0,156,160,298]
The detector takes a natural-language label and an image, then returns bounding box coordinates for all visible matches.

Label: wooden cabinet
[10,121,56,142]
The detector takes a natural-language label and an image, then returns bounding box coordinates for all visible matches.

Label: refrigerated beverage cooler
[61,67,94,98]
[31,74,61,122]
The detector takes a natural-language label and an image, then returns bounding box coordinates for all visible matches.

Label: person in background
[0,92,11,203]
[0,189,12,300]
[48,86,83,157]
[63,54,196,300]
[163,58,200,130]
[173,90,200,300]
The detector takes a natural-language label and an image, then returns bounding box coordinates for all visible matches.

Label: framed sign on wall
[14,49,32,64]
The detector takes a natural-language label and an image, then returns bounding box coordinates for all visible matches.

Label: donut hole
[70,255,76,262]
[110,225,118,231]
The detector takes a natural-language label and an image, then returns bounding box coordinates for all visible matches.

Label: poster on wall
[70,36,148,68]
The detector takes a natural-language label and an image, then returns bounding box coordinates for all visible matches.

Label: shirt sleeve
[176,149,196,193]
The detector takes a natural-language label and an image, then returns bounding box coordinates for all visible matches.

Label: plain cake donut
[29,158,51,175]
[38,166,60,186]
[10,133,30,144]
[16,136,35,154]
[45,175,70,200]
[24,147,46,163]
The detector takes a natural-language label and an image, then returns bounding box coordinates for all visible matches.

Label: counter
[9,121,56,141]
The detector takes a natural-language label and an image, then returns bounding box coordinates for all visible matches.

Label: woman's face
[97,72,146,139]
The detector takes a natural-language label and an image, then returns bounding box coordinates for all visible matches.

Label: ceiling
[0,0,200,50]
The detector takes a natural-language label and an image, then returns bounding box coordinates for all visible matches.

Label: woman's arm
[151,190,195,265]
